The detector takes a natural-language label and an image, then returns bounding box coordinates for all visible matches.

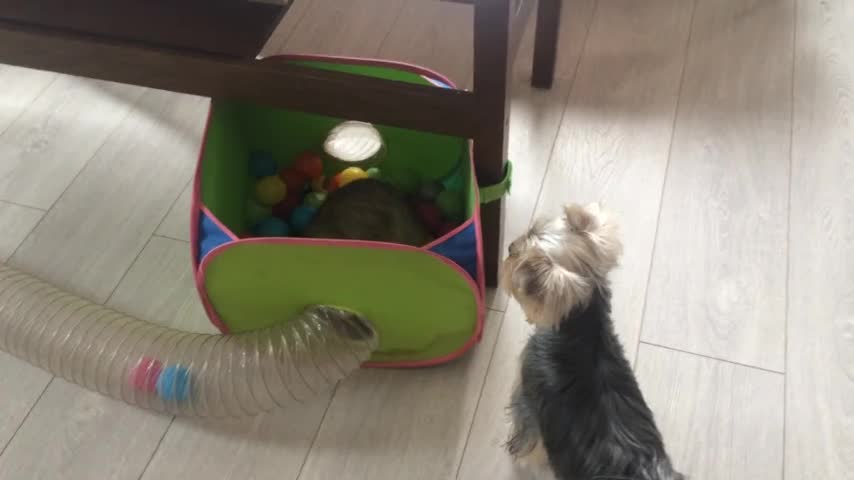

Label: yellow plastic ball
[255,176,287,206]
[337,167,369,188]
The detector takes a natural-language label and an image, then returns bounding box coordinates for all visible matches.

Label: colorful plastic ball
[255,176,287,206]
[311,176,327,193]
[326,175,341,193]
[279,168,308,193]
[157,365,191,402]
[337,167,369,188]
[272,191,302,219]
[419,181,443,200]
[246,200,272,226]
[253,217,290,237]
[415,202,443,234]
[129,357,162,393]
[436,190,464,220]
[248,150,277,178]
[304,191,327,209]
[293,152,324,179]
[290,205,317,234]
[366,167,382,179]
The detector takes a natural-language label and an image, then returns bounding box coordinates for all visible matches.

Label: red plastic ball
[279,168,308,193]
[415,202,443,234]
[293,152,324,179]
[272,191,302,219]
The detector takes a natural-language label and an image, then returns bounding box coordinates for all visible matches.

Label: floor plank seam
[0,199,47,213]
[263,0,314,57]
[633,0,699,369]
[781,0,799,477]
[151,234,190,244]
[104,235,156,305]
[294,382,341,480]
[135,416,176,480]
[525,0,598,230]
[376,0,410,56]
[638,341,786,375]
[0,73,59,140]
[6,87,151,265]
[453,312,510,480]
[0,376,54,460]
[152,178,192,238]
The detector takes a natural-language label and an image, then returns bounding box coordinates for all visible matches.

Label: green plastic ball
[304,191,327,209]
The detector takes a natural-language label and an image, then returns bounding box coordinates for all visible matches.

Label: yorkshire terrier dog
[500,203,685,480]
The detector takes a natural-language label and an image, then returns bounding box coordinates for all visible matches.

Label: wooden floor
[0,0,851,478]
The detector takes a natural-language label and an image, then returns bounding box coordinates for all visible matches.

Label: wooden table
[0,0,563,286]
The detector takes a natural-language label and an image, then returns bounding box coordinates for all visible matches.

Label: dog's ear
[513,253,591,327]
[563,203,598,233]
[563,202,623,273]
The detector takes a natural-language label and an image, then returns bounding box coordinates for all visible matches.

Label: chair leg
[531,0,562,89]
[473,0,512,287]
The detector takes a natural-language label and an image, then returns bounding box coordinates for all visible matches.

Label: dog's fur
[500,203,685,480]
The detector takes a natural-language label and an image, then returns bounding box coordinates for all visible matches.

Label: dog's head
[500,203,622,328]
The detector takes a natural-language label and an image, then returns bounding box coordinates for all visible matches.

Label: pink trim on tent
[421,218,475,251]
[191,54,486,368]
[467,141,488,301]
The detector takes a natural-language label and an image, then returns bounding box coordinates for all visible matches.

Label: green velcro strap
[478,161,513,205]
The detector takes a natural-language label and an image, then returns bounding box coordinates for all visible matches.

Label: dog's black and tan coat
[501,204,685,480]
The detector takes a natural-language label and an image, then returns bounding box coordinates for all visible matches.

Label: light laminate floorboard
[641,0,794,372]
[786,0,854,477]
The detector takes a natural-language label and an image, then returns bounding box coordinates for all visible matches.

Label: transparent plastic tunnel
[0,263,378,417]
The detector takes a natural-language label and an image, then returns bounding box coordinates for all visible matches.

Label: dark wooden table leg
[474,0,512,287]
[532,0,562,89]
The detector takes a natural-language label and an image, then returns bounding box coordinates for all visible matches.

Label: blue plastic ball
[290,205,317,234]
[248,150,278,178]
[156,365,191,402]
[252,217,289,237]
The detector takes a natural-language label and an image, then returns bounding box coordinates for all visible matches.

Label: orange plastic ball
[326,175,341,193]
